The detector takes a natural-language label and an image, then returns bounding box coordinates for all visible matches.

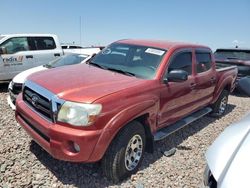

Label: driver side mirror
[165,69,188,83]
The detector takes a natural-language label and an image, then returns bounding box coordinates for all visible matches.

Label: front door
[158,49,197,128]
[0,37,34,81]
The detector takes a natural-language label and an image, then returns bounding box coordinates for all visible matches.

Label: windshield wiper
[43,64,53,68]
[227,57,239,60]
[88,61,107,70]
[89,62,135,76]
[106,67,135,77]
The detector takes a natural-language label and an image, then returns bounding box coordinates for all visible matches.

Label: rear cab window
[215,49,250,61]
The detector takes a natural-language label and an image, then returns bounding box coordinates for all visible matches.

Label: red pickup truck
[215,48,250,79]
[15,40,237,182]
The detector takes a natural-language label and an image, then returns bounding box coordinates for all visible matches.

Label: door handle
[190,83,196,90]
[54,53,60,57]
[210,77,216,83]
[26,55,33,59]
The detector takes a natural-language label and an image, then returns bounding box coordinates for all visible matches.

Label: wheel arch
[87,100,158,162]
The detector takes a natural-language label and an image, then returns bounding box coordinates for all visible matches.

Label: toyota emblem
[31,95,39,107]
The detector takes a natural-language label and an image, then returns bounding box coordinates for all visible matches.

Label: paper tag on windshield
[145,48,165,56]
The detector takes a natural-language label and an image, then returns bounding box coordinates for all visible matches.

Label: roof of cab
[216,48,250,52]
[0,34,57,37]
[116,39,210,50]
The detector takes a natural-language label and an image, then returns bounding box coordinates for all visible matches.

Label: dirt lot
[1,83,250,188]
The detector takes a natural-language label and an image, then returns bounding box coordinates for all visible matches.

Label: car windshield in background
[46,54,88,68]
[90,43,166,79]
[215,50,250,61]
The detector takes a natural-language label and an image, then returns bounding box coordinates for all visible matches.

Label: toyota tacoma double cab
[15,40,237,182]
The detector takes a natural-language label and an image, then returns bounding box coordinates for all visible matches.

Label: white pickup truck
[0,34,64,82]
[0,34,103,83]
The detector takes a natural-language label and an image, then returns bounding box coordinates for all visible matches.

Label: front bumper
[7,81,23,110]
[7,95,16,110]
[15,94,103,162]
[203,165,217,188]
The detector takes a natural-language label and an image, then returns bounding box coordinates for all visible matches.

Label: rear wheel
[210,90,229,117]
[101,121,145,183]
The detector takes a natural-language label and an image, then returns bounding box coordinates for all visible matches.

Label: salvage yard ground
[1,83,250,188]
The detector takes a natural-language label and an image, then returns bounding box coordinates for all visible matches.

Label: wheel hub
[219,96,227,114]
[125,134,143,171]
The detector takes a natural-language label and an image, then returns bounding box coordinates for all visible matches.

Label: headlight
[57,101,102,126]
[8,81,13,90]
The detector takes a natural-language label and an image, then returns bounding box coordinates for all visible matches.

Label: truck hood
[13,65,47,84]
[27,63,145,103]
[206,113,250,187]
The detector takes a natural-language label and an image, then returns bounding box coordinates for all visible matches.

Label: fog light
[73,142,80,152]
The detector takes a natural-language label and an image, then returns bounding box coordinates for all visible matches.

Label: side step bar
[154,107,212,141]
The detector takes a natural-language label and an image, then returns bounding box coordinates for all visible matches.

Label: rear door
[193,49,216,107]
[28,36,62,67]
[0,37,34,80]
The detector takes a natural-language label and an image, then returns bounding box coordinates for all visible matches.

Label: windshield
[90,43,166,79]
[215,50,250,61]
[46,54,88,68]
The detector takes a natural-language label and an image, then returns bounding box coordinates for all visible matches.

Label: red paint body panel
[27,64,145,103]
[15,40,238,162]
[15,94,102,162]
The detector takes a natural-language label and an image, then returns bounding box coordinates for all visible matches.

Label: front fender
[87,98,159,162]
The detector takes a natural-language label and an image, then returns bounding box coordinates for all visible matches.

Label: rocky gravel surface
[1,83,250,188]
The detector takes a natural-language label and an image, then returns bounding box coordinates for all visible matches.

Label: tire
[210,90,229,117]
[101,121,146,183]
[237,76,250,97]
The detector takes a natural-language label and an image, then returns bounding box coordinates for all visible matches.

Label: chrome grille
[22,80,65,122]
[23,86,52,120]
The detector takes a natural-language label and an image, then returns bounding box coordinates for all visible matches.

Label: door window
[168,52,192,75]
[30,37,56,50]
[0,37,29,54]
[196,52,212,73]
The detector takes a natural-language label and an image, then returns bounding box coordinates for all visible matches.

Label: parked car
[204,112,250,188]
[215,48,250,80]
[15,39,237,182]
[215,48,250,96]
[61,45,82,49]
[0,34,64,82]
[63,46,105,55]
[7,52,93,110]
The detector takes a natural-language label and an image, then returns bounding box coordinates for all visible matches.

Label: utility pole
[80,16,82,46]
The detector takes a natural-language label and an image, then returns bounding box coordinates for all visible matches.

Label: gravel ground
[1,83,250,188]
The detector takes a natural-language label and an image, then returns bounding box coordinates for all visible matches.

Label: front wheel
[101,121,146,183]
[210,90,229,117]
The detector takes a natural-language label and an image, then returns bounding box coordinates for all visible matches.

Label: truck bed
[216,62,237,71]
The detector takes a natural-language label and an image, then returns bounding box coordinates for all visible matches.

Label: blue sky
[1,0,249,50]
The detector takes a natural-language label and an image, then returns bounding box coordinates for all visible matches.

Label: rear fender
[212,76,234,104]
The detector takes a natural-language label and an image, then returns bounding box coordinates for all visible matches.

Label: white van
[0,34,63,82]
